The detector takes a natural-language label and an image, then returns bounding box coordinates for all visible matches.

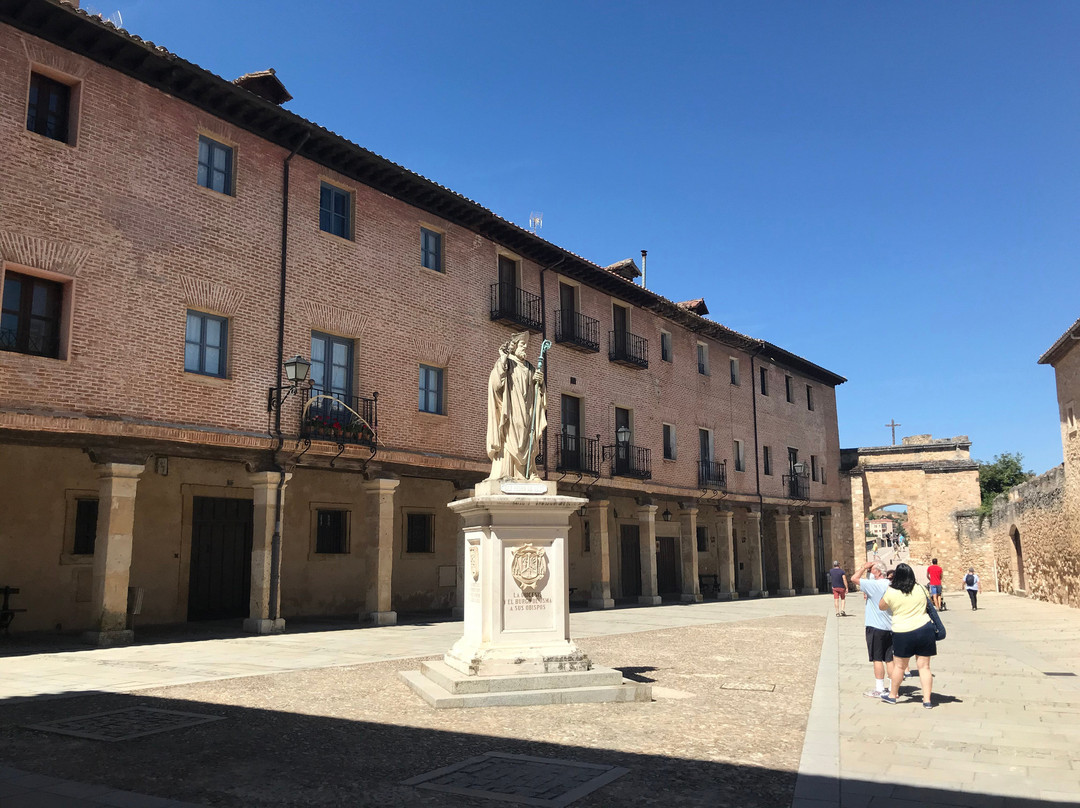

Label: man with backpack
[963,567,981,610]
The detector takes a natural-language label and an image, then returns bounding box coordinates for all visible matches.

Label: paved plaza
[0,593,1077,806]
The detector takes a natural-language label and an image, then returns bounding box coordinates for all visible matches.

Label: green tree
[977,452,1033,512]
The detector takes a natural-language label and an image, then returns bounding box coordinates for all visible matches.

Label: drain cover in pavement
[402,752,629,808]
[26,707,224,741]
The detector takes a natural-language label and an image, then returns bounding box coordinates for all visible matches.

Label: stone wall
[955,466,1080,609]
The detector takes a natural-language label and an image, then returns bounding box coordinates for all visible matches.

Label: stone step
[399,669,651,709]
[419,660,624,694]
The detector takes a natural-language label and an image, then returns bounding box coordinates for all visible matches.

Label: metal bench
[698,574,720,598]
[0,586,27,635]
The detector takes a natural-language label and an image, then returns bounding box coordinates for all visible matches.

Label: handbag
[924,589,946,641]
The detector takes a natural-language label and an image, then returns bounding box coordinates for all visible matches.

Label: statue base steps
[400,660,651,709]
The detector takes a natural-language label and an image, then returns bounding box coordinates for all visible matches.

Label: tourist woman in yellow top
[877,563,936,709]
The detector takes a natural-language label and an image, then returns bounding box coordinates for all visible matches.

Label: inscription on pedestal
[500,481,548,495]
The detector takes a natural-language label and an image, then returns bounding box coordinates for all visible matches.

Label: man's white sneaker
[864,689,885,698]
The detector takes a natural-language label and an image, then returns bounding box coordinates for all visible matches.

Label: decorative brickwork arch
[841,436,984,578]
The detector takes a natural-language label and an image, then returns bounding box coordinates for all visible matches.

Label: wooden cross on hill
[885,419,901,446]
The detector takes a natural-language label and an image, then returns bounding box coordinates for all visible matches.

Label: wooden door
[620,524,641,598]
[657,536,679,595]
[188,497,253,621]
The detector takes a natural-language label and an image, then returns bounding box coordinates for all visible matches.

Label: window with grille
[1,271,63,358]
[315,509,348,554]
[406,513,434,553]
[72,498,99,555]
[27,72,71,143]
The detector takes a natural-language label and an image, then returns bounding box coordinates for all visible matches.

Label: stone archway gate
[840,435,986,576]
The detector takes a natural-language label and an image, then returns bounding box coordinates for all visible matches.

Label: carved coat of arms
[510,544,547,592]
[469,545,479,582]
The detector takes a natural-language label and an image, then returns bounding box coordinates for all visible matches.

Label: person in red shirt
[926,558,944,610]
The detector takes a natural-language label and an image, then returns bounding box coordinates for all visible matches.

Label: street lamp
[661,507,672,522]
[267,354,312,413]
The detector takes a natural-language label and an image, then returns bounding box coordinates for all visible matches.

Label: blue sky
[102,1,1079,473]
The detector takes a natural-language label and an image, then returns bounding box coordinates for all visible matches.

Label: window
[763,445,772,476]
[760,367,769,396]
[197,135,233,195]
[27,72,71,143]
[785,375,794,403]
[806,385,815,411]
[699,428,712,462]
[734,439,745,472]
[1,271,63,358]
[320,182,351,239]
[184,311,228,377]
[729,357,740,386]
[72,498,98,555]
[421,228,442,271]
[663,424,676,460]
[315,509,348,554]
[697,342,709,375]
[660,330,672,362]
[1068,402,1077,435]
[406,512,434,553]
[310,331,353,399]
[696,525,709,553]
[811,455,819,482]
[419,364,445,414]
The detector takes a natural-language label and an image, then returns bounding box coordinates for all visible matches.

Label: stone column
[799,514,818,594]
[245,471,291,635]
[363,477,400,625]
[452,488,473,619]
[716,510,737,600]
[587,499,615,609]
[745,510,765,598]
[637,504,661,605]
[821,512,838,574]
[83,462,145,646]
[773,508,796,596]
[679,506,702,602]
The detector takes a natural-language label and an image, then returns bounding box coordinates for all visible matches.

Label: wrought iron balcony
[699,459,727,490]
[490,282,543,332]
[605,442,652,479]
[554,310,600,353]
[608,330,648,368]
[555,433,601,476]
[299,387,378,448]
[782,473,810,500]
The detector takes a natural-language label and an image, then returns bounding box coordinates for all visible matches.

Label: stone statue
[486,331,547,481]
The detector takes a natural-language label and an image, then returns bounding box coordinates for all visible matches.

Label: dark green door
[188,497,253,621]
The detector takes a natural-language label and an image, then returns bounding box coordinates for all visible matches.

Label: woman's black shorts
[892,621,937,658]
[865,626,894,662]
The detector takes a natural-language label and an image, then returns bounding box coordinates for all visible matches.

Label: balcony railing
[605,442,652,479]
[490,282,543,331]
[554,310,600,352]
[782,473,810,500]
[608,330,648,368]
[698,459,727,490]
[555,433,601,476]
[299,387,378,448]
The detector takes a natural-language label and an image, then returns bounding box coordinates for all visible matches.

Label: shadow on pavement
[0,690,1061,808]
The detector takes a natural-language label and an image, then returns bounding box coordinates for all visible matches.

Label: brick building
[0,0,847,643]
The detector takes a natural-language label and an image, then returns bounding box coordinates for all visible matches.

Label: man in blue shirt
[851,560,894,697]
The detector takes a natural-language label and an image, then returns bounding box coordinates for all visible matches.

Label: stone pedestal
[401,479,651,708]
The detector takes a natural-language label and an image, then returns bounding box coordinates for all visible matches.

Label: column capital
[248,470,292,489]
[93,461,146,480]
[744,510,761,522]
[773,505,788,516]
[798,513,815,525]
[585,499,611,511]
[678,507,699,517]
[362,477,401,494]
[716,509,735,519]
[636,504,659,520]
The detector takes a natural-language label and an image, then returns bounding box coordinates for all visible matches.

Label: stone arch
[842,436,982,579]
[1009,525,1026,591]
